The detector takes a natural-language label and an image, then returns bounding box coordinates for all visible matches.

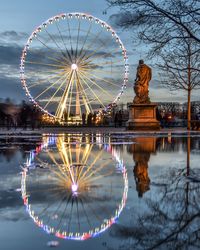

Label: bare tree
[107,0,200,54]
[107,0,200,129]
[158,37,200,129]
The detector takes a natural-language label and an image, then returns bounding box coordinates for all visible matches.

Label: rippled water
[0,134,200,250]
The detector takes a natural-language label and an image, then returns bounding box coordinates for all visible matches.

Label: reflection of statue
[127,137,157,197]
[134,59,151,104]
[134,153,150,197]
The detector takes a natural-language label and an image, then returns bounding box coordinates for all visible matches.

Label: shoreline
[0,126,199,137]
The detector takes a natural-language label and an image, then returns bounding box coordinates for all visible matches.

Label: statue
[134,59,151,104]
[133,152,150,198]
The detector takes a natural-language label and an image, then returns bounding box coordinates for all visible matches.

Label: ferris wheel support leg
[56,71,75,120]
[76,72,92,115]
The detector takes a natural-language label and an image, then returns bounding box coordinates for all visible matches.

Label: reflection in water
[111,135,200,250]
[1,134,200,249]
[21,135,128,241]
[128,137,156,197]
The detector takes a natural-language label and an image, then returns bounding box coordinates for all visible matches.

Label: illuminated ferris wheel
[21,135,128,240]
[20,13,128,123]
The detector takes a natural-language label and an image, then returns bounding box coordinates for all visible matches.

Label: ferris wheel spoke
[81,41,117,64]
[93,189,113,216]
[81,45,120,64]
[81,196,102,223]
[55,70,75,119]
[78,73,106,109]
[81,70,121,88]
[67,197,74,233]
[34,73,68,101]
[77,21,93,61]
[83,67,121,75]
[75,19,81,60]
[79,197,92,229]
[44,29,71,62]
[74,75,82,118]
[71,149,90,184]
[56,71,75,119]
[83,168,114,184]
[55,195,70,232]
[81,144,93,165]
[93,58,125,66]
[81,159,113,183]
[55,22,73,63]
[46,55,69,66]
[75,71,93,114]
[43,73,71,110]
[80,58,124,73]
[37,189,67,218]
[80,149,103,181]
[66,77,74,120]
[68,146,73,167]
[27,64,66,75]
[77,82,97,113]
[67,19,74,57]
[25,60,64,69]
[58,144,71,167]
[51,166,70,184]
[79,71,113,98]
[44,192,69,226]
[75,198,81,233]
[35,36,68,61]
[59,145,77,184]
[76,144,81,165]
[45,151,61,168]
[28,70,68,90]
[77,28,104,63]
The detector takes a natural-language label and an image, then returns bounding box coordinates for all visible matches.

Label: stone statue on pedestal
[126,59,160,130]
[134,59,151,104]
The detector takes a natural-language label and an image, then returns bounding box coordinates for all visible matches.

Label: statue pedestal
[126,103,160,130]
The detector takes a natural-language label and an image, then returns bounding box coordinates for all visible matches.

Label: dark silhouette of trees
[0,100,42,129]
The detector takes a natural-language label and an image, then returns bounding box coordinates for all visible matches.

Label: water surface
[0,134,200,250]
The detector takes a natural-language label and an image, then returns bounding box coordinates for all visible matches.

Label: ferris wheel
[21,135,128,240]
[20,13,128,123]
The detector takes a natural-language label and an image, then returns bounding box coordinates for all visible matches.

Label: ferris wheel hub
[71,183,78,193]
[71,63,78,71]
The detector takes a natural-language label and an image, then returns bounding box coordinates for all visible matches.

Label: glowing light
[71,183,78,192]
[71,63,78,70]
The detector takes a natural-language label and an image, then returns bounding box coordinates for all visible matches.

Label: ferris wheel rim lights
[21,136,128,241]
[20,12,129,118]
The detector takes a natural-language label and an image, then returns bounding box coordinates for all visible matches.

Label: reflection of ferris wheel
[20,13,129,123]
[21,136,128,240]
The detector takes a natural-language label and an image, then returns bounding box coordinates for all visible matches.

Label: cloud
[108,12,143,29]
[0,31,28,43]
[0,45,22,65]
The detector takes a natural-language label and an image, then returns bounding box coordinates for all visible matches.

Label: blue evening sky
[0,0,198,104]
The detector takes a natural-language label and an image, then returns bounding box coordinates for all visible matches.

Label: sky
[0,0,199,108]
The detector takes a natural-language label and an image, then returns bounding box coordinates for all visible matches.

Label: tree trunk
[187,89,191,130]
[187,136,190,176]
